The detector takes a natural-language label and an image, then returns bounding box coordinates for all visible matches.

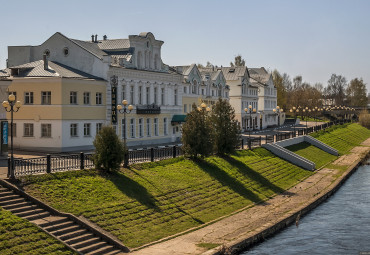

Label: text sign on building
[2,121,8,145]
[111,75,118,124]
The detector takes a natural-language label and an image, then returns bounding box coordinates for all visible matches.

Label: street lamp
[2,93,21,179]
[273,106,283,127]
[117,99,134,167]
[244,105,256,149]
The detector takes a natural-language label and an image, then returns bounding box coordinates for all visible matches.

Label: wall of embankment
[205,149,370,255]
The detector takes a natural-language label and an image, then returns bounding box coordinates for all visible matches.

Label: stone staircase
[0,184,128,255]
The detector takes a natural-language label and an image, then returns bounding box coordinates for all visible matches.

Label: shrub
[93,126,126,172]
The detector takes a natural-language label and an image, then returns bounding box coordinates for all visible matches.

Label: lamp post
[117,99,134,167]
[244,105,256,149]
[2,94,21,179]
[273,106,283,127]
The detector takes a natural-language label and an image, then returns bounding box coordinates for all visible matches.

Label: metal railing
[10,120,352,177]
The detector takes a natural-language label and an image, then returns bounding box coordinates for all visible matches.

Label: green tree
[93,126,126,172]
[211,98,241,155]
[230,54,245,67]
[346,78,367,107]
[272,70,287,109]
[181,104,214,158]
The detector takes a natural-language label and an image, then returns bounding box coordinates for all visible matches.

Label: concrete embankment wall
[205,150,370,255]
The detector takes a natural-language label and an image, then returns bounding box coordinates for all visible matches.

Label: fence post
[173,146,177,158]
[46,154,51,173]
[80,152,84,170]
[7,157,10,178]
[151,148,154,162]
[241,139,244,149]
[124,151,129,168]
[248,139,251,150]
[259,136,262,146]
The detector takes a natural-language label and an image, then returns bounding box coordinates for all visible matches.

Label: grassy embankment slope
[0,208,75,255]
[15,123,370,248]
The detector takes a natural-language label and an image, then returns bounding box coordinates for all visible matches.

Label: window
[84,123,91,136]
[41,91,51,105]
[139,118,143,137]
[225,92,228,98]
[8,123,16,137]
[41,124,52,138]
[24,123,34,137]
[121,119,127,138]
[96,92,102,105]
[154,118,158,136]
[70,91,77,104]
[174,89,178,106]
[70,124,78,137]
[184,104,187,113]
[96,123,102,134]
[146,118,151,137]
[154,87,158,105]
[83,92,90,105]
[138,86,142,104]
[122,85,126,101]
[163,118,168,135]
[146,87,150,104]
[130,118,135,138]
[24,92,33,104]
[161,88,165,105]
[184,87,187,94]
[63,47,69,56]
[130,86,134,104]
[202,89,205,95]
[192,81,197,94]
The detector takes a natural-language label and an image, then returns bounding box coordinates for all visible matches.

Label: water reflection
[243,164,370,255]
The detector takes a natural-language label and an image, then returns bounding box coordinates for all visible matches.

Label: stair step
[86,245,118,255]
[59,229,89,241]
[0,191,14,197]
[14,208,45,218]
[66,233,96,245]
[51,225,81,236]
[44,221,75,232]
[79,241,108,254]
[0,194,21,202]
[103,249,124,255]
[1,201,33,210]
[9,204,38,214]
[24,211,50,221]
[39,217,69,228]
[0,187,9,192]
[72,236,101,249]
[0,197,25,206]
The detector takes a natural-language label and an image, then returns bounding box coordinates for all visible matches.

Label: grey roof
[70,39,107,59]
[6,60,104,80]
[248,67,270,84]
[96,39,130,50]
[219,67,248,81]
[0,69,10,78]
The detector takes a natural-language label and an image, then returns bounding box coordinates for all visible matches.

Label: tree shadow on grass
[222,155,285,194]
[108,171,161,211]
[193,158,263,204]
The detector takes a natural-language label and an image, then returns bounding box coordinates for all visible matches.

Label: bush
[359,110,370,129]
[181,104,214,158]
[93,126,126,172]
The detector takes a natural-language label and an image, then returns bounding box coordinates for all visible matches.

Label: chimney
[43,54,48,70]
[103,35,107,40]
[95,34,98,43]
[91,34,94,42]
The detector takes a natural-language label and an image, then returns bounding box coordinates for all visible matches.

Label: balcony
[136,104,161,114]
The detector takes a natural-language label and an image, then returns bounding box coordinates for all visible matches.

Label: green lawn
[285,142,337,169]
[311,123,370,154]
[0,209,75,255]
[20,148,312,248]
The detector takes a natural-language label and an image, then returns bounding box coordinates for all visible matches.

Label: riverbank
[131,138,370,255]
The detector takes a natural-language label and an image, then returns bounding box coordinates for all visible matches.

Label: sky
[1,0,370,90]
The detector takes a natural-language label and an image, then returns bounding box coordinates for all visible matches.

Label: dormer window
[63,47,69,56]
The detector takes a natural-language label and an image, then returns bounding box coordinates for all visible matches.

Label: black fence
[10,119,352,177]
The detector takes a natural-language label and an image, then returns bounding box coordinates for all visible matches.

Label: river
[242,164,370,255]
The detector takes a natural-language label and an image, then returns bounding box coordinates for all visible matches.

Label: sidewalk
[130,138,370,255]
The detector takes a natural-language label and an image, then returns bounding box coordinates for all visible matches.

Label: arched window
[149,51,153,69]
[192,80,197,94]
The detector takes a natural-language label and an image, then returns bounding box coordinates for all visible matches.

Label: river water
[242,164,370,255]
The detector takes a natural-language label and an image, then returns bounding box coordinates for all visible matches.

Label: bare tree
[230,54,245,67]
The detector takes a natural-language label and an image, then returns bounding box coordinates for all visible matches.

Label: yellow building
[0,58,106,152]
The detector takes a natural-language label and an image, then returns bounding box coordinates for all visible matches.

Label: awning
[171,114,187,123]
